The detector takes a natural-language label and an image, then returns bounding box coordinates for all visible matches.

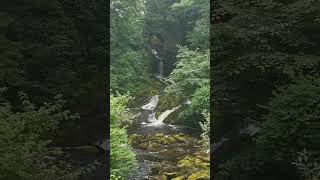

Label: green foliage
[110,93,131,125]
[293,149,320,180]
[0,0,107,145]
[199,111,210,148]
[187,19,210,49]
[148,0,211,132]
[214,153,263,180]
[213,1,320,178]
[257,78,320,161]
[0,91,82,179]
[190,84,210,112]
[171,0,210,49]
[111,0,151,93]
[110,94,136,178]
[165,46,209,128]
[166,46,209,95]
[111,50,150,93]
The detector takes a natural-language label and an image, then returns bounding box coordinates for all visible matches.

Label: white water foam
[141,95,159,110]
[157,105,181,122]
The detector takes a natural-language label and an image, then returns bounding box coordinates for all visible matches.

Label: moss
[128,78,164,107]
[187,171,210,180]
[151,162,163,174]
[129,134,209,179]
[129,133,197,148]
[172,176,187,180]
[173,134,187,143]
[176,150,210,178]
[155,92,185,116]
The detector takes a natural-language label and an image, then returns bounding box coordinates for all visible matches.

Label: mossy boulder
[151,162,163,174]
[150,175,167,180]
[176,150,210,178]
[173,134,186,143]
[148,142,163,152]
[187,171,210,180]
[129,133,197,149]
[172,176,185,180]
[155,93,184,115]
[161,166,178,173]
[166,136,176,144]
[164,172,178,179]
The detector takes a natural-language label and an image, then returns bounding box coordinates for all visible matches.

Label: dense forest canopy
[212,0,320,179]
[0,0,107,179]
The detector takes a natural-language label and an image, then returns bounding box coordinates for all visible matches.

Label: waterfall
[159,59,164,78]
[157,105,181,122]
[148,113,158,123]
[141,95,159,110]
[152,49,164,78]
[141,94,182,125]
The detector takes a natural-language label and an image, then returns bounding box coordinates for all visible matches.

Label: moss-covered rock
[156,93,184,114]
[187,171,210,180]
[176,151,210,179]
[150,175,167,180]
[173,134,186,143]
[151,162,163,174]
[129,133,209,179]
[129,133,197,149]
[164,172,178,179]
[128,78,164,107]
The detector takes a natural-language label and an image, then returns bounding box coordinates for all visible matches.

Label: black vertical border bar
[209,0,214,179]
[106,0,111,179]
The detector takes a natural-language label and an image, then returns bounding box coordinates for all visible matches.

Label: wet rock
[130,133,208,179]
[187,171,210,180]
[150,175,167,180]
[172,176,185,180]
[164,172,178,179]
[161,166,178,173]
[175,150,210,178]
[166,136,176,144]
[173,134,186,143]
[129,134,149,146]
[148,142,162,152]
[136,142,149,150]
[161,160,173,165]
[151,162,163,174]
[197,156,209,163]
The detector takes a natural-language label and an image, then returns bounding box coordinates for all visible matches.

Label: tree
[0,90,82,179]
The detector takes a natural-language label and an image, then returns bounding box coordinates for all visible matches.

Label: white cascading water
[152,49,164,78]
[148,113,158,123]
[157,105,181,122]
[141,95,182,125]
[141,95,159,110]
[139,49,182,126]
[159,59,164,78]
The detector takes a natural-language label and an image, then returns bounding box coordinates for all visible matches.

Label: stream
[127,94,204,180]
[126,49,209,180]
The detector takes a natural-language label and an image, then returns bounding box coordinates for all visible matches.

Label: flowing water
[127,93,203,180]
[152,49,164,78]
[125,50,209,179]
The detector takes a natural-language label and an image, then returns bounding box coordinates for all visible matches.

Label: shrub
[257,78,320,161]
[199,111,210,148]
[110,94,136,178]
[0,89,82,179]
[293,149,320,180]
